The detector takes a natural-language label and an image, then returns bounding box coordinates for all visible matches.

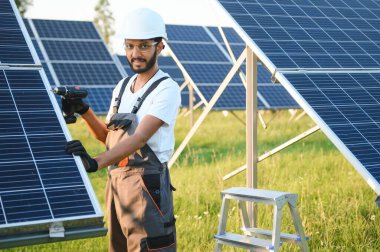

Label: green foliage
[4,110,380,251]
[15,0,33,16]
[93,0,114,49]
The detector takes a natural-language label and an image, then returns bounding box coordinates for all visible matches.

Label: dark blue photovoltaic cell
[167,25,212,42]
[42,40,113,61]
[0,69,96,224]
[284,72,380,183]
[52,63,121,86]
[182,63,242,84]
[0,0,14,13]
[161,67,185,83]
[46,186,95,218]
[84,87,114,114]
[37,159,84,187]
[5,70,46,89]
[0,12,33,64]
[259,85,299,109]
[158,55,178,65]
[2,190,52,223]
[169,43,228,62]
[200,84,264,109]
[218,0,380,69]
[32,19,100,39]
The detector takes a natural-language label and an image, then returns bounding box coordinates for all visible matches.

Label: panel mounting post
[246,45,258,227]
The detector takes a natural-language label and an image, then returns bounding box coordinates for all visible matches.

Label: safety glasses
[123,42,158,52]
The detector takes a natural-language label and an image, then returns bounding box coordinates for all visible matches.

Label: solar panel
[282,72,380,190]
[218,0,380,69]
[167,24,299,110]
[26,18,126,114]
[217,0,380,194]
[0,0,105,248]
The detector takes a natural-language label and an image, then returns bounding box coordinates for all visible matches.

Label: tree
[94,0,115,49]
[15,0,33,16]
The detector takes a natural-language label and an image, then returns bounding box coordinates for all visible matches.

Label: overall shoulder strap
[131,76,169,114]
[113,76,131,114]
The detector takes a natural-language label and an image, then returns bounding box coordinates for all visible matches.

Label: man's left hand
[65,140,98,173]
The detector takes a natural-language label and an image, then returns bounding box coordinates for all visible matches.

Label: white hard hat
[123,8,168,41]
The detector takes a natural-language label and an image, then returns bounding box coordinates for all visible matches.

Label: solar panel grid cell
[0,13,33,64]
[170,43,229,62]
[85,87,113,114]
[42,40,113,61]
[52,63,121,86]
[0,1,13,13]
[259,85,299,108]
[167,25,212,42]
[32,19,100,39]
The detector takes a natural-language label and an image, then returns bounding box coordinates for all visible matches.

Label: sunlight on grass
[5,110,380,251]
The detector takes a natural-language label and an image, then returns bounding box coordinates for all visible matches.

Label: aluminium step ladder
[214,187,309,252]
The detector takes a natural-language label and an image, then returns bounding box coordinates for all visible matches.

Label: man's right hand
[61,97,89,116]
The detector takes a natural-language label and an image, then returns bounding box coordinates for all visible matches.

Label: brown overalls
[105,77,176,252]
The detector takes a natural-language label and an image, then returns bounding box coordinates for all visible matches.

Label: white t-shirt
[106,70,181,163]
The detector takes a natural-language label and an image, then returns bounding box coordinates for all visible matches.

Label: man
[63,8,180,252]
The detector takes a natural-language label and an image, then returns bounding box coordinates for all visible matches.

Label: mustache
[131,58,146,63]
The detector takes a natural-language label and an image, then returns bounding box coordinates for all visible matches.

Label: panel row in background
[25,18,299,113]
[119,24,299,111]
[23,18,126,114]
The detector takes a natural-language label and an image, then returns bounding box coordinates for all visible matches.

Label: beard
[128,49,157,74]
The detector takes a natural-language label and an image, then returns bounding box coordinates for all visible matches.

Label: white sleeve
[147,82,181,125]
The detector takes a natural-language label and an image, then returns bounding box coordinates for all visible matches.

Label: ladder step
[222,187,296,202]
[242,227,310,242]
[215,232,281,251]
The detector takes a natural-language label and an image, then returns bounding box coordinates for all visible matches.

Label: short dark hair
[153,37,163,43]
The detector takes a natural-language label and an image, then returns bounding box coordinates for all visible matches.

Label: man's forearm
[81,108,109,143]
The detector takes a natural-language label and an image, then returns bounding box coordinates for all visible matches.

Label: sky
[25,0,234,54]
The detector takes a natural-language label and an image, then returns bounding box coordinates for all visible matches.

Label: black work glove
[61,97,89,116]
[65,140,98,173]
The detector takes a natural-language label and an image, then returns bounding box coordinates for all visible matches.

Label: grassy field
[5,110,380,251]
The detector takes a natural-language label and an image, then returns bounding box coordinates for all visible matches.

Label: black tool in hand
[53,86,89,124]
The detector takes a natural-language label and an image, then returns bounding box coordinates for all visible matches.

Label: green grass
[5,110,380,251]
